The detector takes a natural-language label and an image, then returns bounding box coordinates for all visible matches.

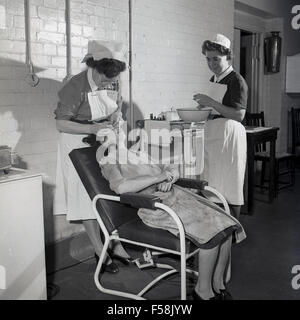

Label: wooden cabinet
[0,169,47,300]
[286,54,300,93]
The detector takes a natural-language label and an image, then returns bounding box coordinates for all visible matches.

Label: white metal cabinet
[0,169,47,300]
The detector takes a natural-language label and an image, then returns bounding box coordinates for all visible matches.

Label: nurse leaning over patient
[53,40,130,274]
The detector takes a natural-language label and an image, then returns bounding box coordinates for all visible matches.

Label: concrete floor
[47,169,300,300]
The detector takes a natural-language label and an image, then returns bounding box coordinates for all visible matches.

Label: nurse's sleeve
[54,80,82,120]
[229,77,248,110]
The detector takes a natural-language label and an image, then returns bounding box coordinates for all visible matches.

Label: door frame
[234,10,267,114]
[236,30,260,113]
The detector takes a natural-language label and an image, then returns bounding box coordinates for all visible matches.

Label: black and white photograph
[0,0,300,307]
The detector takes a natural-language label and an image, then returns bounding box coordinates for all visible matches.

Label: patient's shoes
[107,248,134,265]
[94,248,134,275]
[94,254,119,274]
[110,253,134,265]
[100,262,119,274]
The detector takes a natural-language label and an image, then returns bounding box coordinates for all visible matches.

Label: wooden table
[244,126,279,214]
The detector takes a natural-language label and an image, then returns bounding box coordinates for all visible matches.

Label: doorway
[233,28,260,113]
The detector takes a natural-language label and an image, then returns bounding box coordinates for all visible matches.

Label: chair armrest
[175,178,208,190]
[120,193,162,210]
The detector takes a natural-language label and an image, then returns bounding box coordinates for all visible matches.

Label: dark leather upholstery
[176,178,208,190]
[120,193,162,210]
[69,146,137,233]
[69,146,196,252]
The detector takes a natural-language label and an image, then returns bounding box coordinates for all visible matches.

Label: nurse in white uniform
[53,40,129,274]
[193,34,248,220]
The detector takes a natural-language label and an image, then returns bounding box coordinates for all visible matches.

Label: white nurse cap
[81,40,125,62]
[210,34,231,49]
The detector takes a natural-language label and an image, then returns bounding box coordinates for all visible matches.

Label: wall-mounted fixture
[128,0,133,129]
[24,0,39,87]
[63,0,72,83]
[264,31,282,74]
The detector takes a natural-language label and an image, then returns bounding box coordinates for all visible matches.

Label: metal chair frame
[92,185,230,300]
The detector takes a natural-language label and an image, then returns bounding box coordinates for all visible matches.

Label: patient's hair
[86,58,126,78]
[202,40,233,60]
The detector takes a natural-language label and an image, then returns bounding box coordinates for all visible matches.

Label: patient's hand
[157,169,178,192]
[157,182,173,193]
[163,170,174,182]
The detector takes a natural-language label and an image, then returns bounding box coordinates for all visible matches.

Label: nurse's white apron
[202,118,247,206]
[53,133,96,221]
[53,67,119,221]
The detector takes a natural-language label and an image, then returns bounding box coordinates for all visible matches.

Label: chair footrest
[134,249,156,269]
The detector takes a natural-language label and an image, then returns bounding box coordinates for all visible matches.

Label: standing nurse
[194,34,248,220]
[193,34,248,122]
[53,40,128,273]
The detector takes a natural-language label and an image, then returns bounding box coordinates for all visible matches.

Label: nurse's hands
[193,94,217,109]
[89,121,114,135]
[110,109,123,126]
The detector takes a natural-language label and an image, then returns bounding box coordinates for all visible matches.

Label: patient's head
[96,125,152,166]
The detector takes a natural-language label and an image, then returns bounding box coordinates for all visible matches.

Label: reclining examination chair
[69,146,231,300]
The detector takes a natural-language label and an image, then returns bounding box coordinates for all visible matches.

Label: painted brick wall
[0,0,129,243]
[0,0,234,243]
[131,0,234,121]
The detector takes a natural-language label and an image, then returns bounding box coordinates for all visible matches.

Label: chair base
[94,236,199,300]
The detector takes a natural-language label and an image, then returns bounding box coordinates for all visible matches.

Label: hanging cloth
[87,68,119,121]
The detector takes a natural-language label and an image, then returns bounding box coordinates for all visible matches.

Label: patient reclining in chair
[96,124,246,300]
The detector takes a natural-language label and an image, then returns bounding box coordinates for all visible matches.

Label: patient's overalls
[53,68,119,221]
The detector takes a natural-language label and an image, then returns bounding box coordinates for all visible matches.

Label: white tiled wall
[0,0,234,243]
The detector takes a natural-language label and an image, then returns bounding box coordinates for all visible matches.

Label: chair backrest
[69,146,195,254]
[245,111,266,152]
[245,111,265,127]
[291,107,300,155]
[69,146,139,234]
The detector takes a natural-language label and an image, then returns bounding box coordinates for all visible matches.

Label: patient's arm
[160,163,180,183]
[157,182,173,193]
[101,164,171,195]
[156,164,180,193]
